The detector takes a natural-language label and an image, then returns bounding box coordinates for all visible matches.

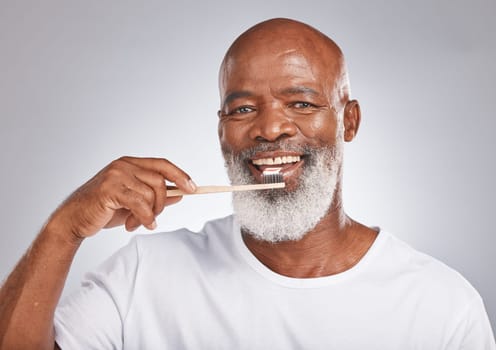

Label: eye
[225,105,255,116]
[292,101,315,109]
[236,106,254,113]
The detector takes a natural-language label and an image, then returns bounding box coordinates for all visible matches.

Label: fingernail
[149,220,157,230]
[188,179,197,192]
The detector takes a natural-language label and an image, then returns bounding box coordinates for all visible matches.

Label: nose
[248,105,298,142]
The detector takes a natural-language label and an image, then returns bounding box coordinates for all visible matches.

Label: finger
[110,158,174,215]
[119,157,196,194]
[104,208,131,229]
[125,214,155,232]
[125,195,183,231]
[164,195,182,206]
[132,168,168,216]
[112,182,156,230]
[125,215,139,232]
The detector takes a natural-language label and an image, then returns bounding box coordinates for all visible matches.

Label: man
[0,18,494,349]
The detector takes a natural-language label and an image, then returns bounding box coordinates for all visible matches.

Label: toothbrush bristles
[261,169,284,184]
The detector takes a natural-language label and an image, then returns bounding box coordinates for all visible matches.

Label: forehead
[226,48,318,78]
[220,46,334,98]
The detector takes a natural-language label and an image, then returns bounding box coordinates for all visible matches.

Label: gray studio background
[1,0,495,334]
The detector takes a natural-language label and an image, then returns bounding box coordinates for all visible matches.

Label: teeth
[252,155,301,166]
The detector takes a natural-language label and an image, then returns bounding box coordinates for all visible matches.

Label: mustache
[223,141,339,167]
[224,141,312,160]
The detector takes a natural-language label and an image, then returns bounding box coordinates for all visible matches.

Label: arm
[0,221,81,350]
[0,157,196,350]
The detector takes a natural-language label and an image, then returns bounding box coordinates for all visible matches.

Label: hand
[47,156,196,241]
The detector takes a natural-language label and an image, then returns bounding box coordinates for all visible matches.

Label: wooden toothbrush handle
[167,183,285,197]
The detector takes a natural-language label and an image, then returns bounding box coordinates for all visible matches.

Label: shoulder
[131,215,236,260]
[372,232,495,347]
[378,231,481,303]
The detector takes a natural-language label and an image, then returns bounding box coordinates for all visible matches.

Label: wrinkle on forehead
[278,51,317,80]
[277,48,299,57]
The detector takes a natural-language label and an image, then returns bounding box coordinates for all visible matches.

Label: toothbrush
[166,169,284,197]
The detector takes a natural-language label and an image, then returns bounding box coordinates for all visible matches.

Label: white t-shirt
[54,215,496,349]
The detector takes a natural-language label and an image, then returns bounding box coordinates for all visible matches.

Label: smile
[248,152,305,186]
[252,155,301,166]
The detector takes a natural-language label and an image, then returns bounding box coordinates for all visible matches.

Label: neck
[241,198,378,278]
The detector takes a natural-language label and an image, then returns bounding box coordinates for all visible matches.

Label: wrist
[42,213,85,249]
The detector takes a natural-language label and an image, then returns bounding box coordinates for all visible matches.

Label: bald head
[219,18,351,110]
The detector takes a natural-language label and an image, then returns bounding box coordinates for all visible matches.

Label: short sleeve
[446,295,496,350]
[54,237,140,350]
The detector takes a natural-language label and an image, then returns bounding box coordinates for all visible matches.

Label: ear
[343,99,361,142]
[217,110,224,140]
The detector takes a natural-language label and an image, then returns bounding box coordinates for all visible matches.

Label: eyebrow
[222,91,254,109]
[279,86,320,96]
[221,86,320,109]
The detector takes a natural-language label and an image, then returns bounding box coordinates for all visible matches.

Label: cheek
[299,114,337,144]
[218,121,249,153]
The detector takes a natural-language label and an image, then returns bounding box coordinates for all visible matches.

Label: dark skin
[0,18,376,349]
[0,157,196,349]
[218,18,378,277]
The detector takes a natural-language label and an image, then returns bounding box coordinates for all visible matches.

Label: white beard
[223,143,342,243]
